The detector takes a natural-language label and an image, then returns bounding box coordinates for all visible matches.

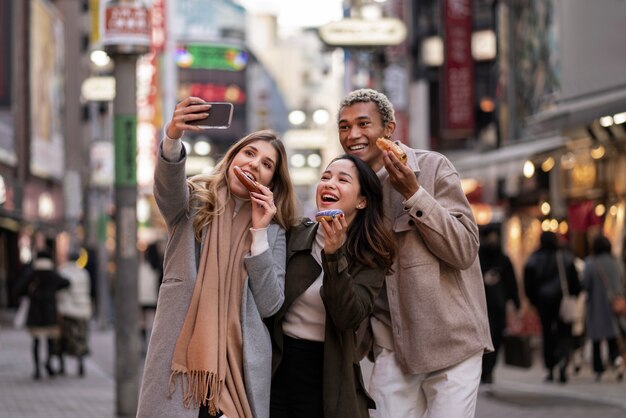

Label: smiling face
[337,101,395,173]
[316,159,366,226]
[228,140,278,198]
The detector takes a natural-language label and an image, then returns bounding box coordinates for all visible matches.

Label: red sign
[151,0,165,53]
[441,0,474,139]
[103,4,151,48]
[182,83,247,105]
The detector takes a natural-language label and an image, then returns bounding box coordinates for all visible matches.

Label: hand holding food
[315,209,344,222]
[316,209,347,254]
[234,166,261,193]
[376,137,407,165]
[379,138,420,199]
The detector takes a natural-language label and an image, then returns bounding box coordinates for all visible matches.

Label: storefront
[0,171,65,312]
[0,171,21,309]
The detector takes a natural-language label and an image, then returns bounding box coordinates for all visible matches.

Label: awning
[451,135,566,180]
[526,88,626,133]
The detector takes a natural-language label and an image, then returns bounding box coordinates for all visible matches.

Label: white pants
[368,348,482,418]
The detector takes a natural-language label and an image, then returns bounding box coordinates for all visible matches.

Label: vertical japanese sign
[151,0,165,53]
[30,0,65,178]
[114,115,137,186]
[441,0,474,139]
[0,0,16,165]
[0,0,10,107]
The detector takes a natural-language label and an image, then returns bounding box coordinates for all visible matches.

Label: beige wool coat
[370,143,493,375]
[136,144,286,418]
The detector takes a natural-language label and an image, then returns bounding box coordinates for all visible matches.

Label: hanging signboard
[176,44,248,71]
[441,0,475,139]
[102,2,150,55]
[319,18,407,47]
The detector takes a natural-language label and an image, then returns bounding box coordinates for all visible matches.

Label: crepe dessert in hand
[376,137,407,165]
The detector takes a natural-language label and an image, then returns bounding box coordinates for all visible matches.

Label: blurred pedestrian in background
[479,224,520,384]
[137,97,297,418]
[57,251,92,377]
[582,234,625,381]
[14,250,69,379]
[524,231,581,383]
[138,247,159,354]
[268,155,395,418]
[145,239,165,287]
[569,246,587,376]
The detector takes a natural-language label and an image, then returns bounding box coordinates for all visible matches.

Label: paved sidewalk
[488,343,626,410]
[0,324,115,418]
[1,312,625,417]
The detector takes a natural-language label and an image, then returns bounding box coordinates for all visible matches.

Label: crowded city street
[1,0,626,417]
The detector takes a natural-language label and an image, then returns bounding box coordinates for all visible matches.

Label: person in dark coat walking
[268,155,395,418]
[479,225,520,384]
[15,251,70,379]
[582,234,625,381]
[524,231,581,383]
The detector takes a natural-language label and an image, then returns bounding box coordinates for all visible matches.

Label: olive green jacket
[269,219,384,418]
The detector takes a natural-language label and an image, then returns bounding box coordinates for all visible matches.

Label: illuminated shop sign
[319,18,407,47]
[0,175,6,205]
[176,44,248,71]
[179,82,246,105]
[102,3,151,53]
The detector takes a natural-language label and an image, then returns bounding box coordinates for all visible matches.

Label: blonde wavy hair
[187,130,297,240]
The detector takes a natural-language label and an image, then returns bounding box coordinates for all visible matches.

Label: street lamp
[90,49,112,68]
[312,108,330,125]
[288,110,307,126]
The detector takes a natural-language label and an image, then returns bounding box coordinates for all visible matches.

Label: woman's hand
[320,213,347,254]
[250,185,276,229]
[166,97,211,139]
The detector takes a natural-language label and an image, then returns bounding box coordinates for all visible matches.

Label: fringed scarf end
[169,368,223,412]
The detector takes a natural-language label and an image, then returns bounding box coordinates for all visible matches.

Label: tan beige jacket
[376,143,493,374]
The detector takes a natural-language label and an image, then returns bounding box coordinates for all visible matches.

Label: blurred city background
[1,0,626,417]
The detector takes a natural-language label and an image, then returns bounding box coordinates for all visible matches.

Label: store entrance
[0,228,20,309]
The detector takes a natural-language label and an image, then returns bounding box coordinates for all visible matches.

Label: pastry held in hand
[376,137,407,165]
[315,209,344,222]
[233,166,261,193]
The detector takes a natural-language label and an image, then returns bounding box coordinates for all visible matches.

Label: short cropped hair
[337,88,396,126]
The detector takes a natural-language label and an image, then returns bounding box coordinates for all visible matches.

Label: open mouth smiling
[242,170,256,182]
[348,144,367,152]
[321,193,339,203]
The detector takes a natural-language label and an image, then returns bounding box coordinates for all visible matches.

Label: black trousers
[198,405,222,417]
[592,338,620,373]
[538,304,572,371]
[270,335,324,418]
[482,325,503,381]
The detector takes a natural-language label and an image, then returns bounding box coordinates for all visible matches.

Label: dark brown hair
[331,154,395,272]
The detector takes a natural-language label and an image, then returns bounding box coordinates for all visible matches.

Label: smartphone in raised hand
[188,102,234,129]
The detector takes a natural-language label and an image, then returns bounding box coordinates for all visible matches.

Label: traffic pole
[113,55,141,417]
[103,2,150,416]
